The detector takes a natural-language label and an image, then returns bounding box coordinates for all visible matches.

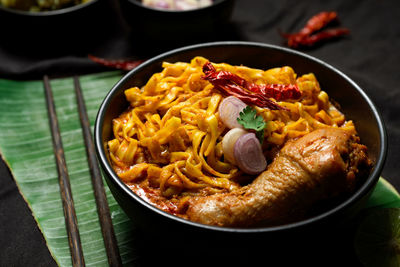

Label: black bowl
[95,41,387,241]
[0,0,112,54]
[119,0,235,48]
[0,0,104,30]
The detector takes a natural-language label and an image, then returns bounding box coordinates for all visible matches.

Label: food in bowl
[1,0,92,11]
[141,0,212,10]
[107,56,372,227]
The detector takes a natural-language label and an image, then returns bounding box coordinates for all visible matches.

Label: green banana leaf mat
[0,71,398,266]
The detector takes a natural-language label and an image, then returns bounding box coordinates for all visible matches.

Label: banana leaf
[0,71,398,266]
[0,72,136,266]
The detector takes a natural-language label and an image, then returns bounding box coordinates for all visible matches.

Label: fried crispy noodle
[107,56,357,216]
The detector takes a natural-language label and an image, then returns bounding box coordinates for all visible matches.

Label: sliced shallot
[234,133,267,175]
[222,128,248,164]
[218,96,247,129]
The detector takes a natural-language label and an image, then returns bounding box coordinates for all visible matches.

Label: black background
[0,0,399,266]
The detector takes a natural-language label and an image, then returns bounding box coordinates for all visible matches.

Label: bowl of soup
[0,0,110,53]
[94,41,387,240]
[119,0,235,49]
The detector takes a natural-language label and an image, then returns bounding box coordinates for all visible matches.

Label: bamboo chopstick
[73,76,123,267]
[43,75,85,267]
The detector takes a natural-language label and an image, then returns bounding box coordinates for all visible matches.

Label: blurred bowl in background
[0,0,95,12]
[119,0,235,48]
[0,0,113,55]
[0,0,103,30]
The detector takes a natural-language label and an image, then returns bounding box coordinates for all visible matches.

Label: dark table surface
[0,0,399,266]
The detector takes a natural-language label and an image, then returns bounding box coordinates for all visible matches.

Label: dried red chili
[206,69,301,100]
[202,62,301,110]
[299,11,338,36]
[248,83,302,100]
[291,28,350,47]
[281,11,350,48]
[88,54,144,71]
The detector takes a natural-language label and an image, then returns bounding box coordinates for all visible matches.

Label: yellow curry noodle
[108,56,356,210]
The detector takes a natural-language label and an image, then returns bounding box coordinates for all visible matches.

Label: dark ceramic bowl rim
[0,0,99,16]
[125,0,229,13]
[95,41,387,233]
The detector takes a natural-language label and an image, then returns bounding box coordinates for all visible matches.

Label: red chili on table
[292,28,351,47]
[88,54,144,71]
[281,11,350,48]
[298,11,338,36]
[202,62,301,110]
